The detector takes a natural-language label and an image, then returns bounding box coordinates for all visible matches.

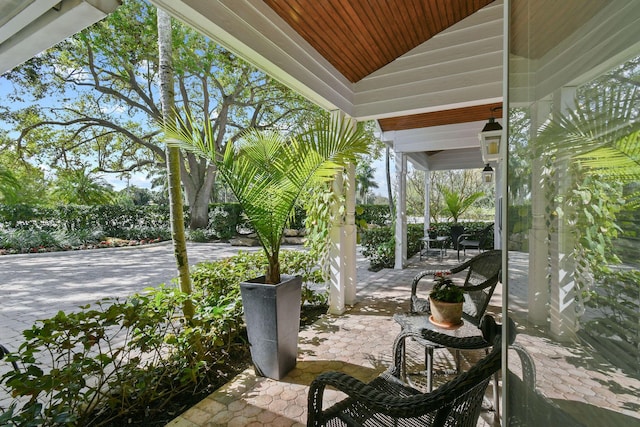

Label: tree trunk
[189,194,210,229]
[385,146,395,219]
[266,253,281,285]
[157,8,195,320]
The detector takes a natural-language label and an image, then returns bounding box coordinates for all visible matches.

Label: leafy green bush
[208,203,243,240]
[360,224,424,270]
[0,249,326,426]
[360,227,395,270]
[356,204,391,227]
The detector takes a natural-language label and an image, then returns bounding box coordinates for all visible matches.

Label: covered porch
[168,250,638,427]
[1,1,638,425]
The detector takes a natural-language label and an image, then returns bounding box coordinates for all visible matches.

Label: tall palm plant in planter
[167,115,369,378]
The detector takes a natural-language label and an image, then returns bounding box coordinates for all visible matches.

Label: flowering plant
[430,272,464,303]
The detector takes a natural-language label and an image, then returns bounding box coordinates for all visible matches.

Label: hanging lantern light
[479,107,503,163]
[482,163,494,183]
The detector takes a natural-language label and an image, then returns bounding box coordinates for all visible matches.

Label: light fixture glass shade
[479,117,503,163]
[482,163,494,183]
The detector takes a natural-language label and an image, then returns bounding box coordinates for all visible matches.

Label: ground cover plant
[0,250,327,426]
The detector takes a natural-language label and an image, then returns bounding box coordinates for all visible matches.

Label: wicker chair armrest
[420,329,490,349]
[411,269,451,296]
[308,370,425,423]
[457,233,474,244]
[457,275,499,293]
[308,365,493,424]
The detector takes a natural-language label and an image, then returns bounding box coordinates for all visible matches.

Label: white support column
[528,99,552,326]
[550,87,578,341]
[328,168,345,314]
[493,163,502,249]
[344,154,358,305]
[328,111,346,315]
[424,169,430,235]
[394,152,407,269]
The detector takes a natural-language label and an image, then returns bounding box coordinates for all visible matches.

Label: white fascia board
[354,65,503,119]
[151,0,355,115]
[386,120,489,153]
[0,0,120,75]
[407,152,430,170]
[0,0,59,44]
[408,148,485,171]
[534,0,640,99]
[426,148,485,171]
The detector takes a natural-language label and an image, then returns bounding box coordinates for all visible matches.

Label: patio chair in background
[456,223,494,260]
[307,315,509,427]
[449,224,466,253]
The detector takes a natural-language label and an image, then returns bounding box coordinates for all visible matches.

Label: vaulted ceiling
[150,0,506,170]
[263,0,495,84]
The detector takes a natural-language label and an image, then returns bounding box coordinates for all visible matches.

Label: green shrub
[1,249,326,425]
[208,203,243,240]
[360,224,424,270]
[356,204,391,227]
[360,226,395,270]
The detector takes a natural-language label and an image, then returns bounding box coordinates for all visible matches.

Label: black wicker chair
[307,315,508,427]
[507,343,586,426]
[410,250,502,326]
[456,223,494,260]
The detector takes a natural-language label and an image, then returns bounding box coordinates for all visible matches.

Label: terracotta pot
[429,296,463,327]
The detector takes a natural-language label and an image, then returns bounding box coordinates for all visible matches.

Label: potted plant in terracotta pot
[429,272,465,328]
[167,115,368,379]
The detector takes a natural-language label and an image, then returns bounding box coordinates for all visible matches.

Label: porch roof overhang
[148,0,505,172]
[0,0,121,75]
[145,0,640,172]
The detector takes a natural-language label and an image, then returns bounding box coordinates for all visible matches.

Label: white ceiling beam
[383,120,491,153]
[409,148,485,171]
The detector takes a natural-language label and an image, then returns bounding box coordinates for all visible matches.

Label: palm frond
[537,85,640,182]
[164,111,370,282]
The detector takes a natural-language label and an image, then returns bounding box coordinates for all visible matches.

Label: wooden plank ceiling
[263,0,610,133]
[263,0,496,132]
[263,0,495,84]
[378,102,503,132]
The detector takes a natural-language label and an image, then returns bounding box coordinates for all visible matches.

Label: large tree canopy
[1,0,322,228]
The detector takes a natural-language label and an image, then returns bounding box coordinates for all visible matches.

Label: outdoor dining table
[419,236,449,261]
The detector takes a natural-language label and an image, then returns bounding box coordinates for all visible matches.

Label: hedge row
[0,203,392,241]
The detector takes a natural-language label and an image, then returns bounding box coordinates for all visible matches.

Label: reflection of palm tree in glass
[539,85,640,181]
[356,163,378,204]
[536,74,640,366]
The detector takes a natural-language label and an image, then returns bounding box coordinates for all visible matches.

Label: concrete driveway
[0,242,263,350]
